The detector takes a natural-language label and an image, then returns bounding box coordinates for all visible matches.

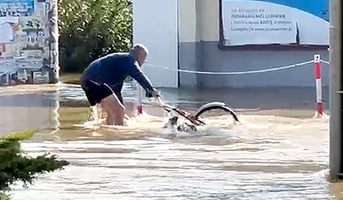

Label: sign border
[217,0,329,51]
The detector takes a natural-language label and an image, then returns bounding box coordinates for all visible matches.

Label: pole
[329,0,342,179]
[314,54,323,117]
[136,83,143,114]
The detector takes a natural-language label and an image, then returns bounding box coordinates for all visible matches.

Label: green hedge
[58,0,133,73]
[0,130,69,199]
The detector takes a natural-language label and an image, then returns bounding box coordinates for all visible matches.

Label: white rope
[144,60,314,75]
[320,59,330,65]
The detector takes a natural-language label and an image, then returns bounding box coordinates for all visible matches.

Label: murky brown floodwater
[0,82,336,200]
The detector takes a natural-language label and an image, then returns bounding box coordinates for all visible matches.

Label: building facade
[133,0,329,88]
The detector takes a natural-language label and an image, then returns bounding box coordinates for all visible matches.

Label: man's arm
[127,59,157,95]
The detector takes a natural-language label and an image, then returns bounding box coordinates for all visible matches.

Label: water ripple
[3,84,333,200]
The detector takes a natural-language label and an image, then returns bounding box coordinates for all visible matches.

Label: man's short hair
[132,43,149,55]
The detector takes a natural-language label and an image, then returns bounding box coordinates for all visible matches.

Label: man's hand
[146,88,165,107]
[151,89,161,98]
[146,88,160,98]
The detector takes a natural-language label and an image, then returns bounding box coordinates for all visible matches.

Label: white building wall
[132,0,179,88]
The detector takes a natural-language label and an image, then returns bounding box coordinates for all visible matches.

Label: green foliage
[0,130,69,194]
[1,130,36,142]
[0,192,10,200]
[58,0,133,72]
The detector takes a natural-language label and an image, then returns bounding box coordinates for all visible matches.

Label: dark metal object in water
[194,102,240,122]
[162,102,239,131]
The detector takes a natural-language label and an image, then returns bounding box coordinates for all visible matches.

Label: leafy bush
[58,0,133,73]
[0,130,69,199]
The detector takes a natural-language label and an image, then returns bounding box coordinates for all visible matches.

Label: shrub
[0,130,69,199]
[58,0,133,73]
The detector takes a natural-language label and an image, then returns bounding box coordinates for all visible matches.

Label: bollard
[314,54,323,117]
[136,83,143,115]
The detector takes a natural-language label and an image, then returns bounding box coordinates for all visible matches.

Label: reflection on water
[0,83,336,199]
[0,93,60,135]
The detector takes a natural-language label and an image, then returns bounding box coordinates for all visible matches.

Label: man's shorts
[81,78,123,106]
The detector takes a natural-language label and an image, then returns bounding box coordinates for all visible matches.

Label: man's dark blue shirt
[81,52,154,94]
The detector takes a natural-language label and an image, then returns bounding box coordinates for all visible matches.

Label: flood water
[0,82,340,200]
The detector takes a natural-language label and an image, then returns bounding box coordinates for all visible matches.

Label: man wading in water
[80,44,161,126]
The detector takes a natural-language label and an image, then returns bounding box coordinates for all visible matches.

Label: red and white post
[136,83,143,115]
[314,54,323,117]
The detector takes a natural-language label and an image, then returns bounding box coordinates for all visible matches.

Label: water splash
[2,83,332,200]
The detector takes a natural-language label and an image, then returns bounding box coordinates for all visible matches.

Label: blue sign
[224,0,329,21]
[251,0,329,21]
[0,0,35,17]
[221,0,329,46]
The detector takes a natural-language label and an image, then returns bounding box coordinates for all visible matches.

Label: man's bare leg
[100,94,125,125]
